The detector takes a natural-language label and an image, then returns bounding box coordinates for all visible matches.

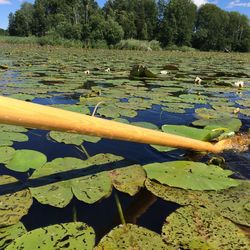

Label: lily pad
[162,125,213,141]
[30,154,123,207]
[0,223,27,249]
[5,222,95,250]
[0,132,28,147]
[192,118,242,132]
[0,176,32,227]
[96,224,173,249]
[49,131,100,146]
[145,179,250,226]
[162,206,249,250]
[143,161,239,191]
[6,150,47,172]
[109,165,146,196]
[0,147,15,164]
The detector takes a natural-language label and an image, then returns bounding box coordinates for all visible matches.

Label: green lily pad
[0,132,28,147]
[143,161,239,191]
[49,131,100,146]
[0,125,27,133]
[0,176,33,227]
[6,150,47,172]
[9,94,34,101]
[30,154,123,207]
[131,122,159,130]
[96,224,173,249]
[162,125,212,141]
[0,147,15,164]
[51,104,90,115]
[145,179,250,226]
[150,144,176,152]
[109,165,146,196]
[0,223,27,249]
[5,222,95,250]
[162,206,249,250]
[192,118,242,132]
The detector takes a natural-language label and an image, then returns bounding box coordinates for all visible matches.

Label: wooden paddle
[0,96,248,153]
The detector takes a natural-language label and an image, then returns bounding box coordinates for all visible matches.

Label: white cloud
[0,0,11,4]
[192,0,208,7]
[228,0,250,8]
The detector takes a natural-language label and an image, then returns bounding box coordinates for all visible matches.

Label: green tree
[159,0,197,46]
[192,4,229,51]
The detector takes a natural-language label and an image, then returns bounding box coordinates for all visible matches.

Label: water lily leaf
[162,206,249,250]
[192,118,242,132]
[0,132,28,147]
[109,165,146,196]
[0,176,32,227]
[30,154,123,207]
[6,150,47,172]
[96,224,173,249]
[143,161,239,190]
[5,222,95,250]
[52,104,90,115]
[195,108,232,119]
[0,222,27,249]
[0,147,15,164]
[8,94,34,101]
[150,144,176,152]
[162,125,212,141]
[145,179,250,226]
[131,122,159,130]
[0,125,27,133]
[49,131,100,145]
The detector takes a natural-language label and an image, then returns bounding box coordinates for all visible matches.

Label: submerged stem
[80,145,91,159]
[72,203,77,222]
[114,190,126,225]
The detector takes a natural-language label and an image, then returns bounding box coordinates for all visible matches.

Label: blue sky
[0,0,249,30]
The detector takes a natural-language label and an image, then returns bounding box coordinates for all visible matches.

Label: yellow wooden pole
[0,96,224,153]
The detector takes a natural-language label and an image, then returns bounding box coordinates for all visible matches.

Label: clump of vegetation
[114,39,161,51]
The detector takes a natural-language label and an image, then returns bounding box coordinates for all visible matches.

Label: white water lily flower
[194,76,202,85]
[84,70,90,75]
[105,68,111,72]
[234,81,244,88]
[160,70,168,75]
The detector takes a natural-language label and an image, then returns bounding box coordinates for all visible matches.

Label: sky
[0,0,249,30]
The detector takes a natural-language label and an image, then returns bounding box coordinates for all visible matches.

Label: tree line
[7,0,250,52]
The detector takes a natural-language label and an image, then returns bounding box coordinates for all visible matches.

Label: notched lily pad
[162,206,250,250]
[143,161,239,191]
[5,222,95,250]
[30,154,123,207]
[0,175,32,227]
[96,224,173,249]
[109,165,146,196]
[6,150,47,172]
[0,147,15,164]
[49,131,101,146]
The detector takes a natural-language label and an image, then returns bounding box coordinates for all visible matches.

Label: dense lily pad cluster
[0,44,249,249]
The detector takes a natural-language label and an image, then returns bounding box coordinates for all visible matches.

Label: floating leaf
[109,165,146,196]
[0,222,27,249]
[49,131,100,146]
[162,206,249,250]
[0,132,28,147]
[143,161,239,190]
[0,147,15,164]
[5,222,95,250]
[0,125,27,133]
[96,224,172,249]
[6,150,47,172]
[162,125,212,141]
[192,118,242,132]
[145,179,250,226]
[0,176,32,227]
[30,154,123,207]
[9,94,34,101]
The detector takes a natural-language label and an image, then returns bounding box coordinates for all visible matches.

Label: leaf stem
[80,145,91,159]
[114,190,126,225]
